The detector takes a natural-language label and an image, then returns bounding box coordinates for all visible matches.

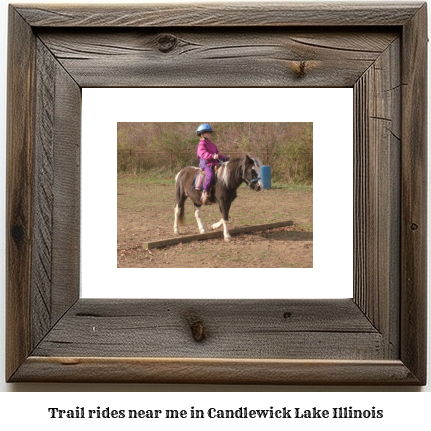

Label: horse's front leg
[194,204,206,234]
[213,201,231,241]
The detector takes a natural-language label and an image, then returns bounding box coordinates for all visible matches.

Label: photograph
[1,0,428,395]
[117,122,313,269]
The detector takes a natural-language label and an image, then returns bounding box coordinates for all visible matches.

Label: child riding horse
[174,152,263,241]
[196,123,229,204]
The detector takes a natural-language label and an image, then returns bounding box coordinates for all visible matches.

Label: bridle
[242,175,261,189]
[217,158,261,189]
[241,159,261,189]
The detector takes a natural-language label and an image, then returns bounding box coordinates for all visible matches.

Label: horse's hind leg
[174,203,183,235]
[212,219,224,230]
[174,181,187,235]
[194,204,206,234]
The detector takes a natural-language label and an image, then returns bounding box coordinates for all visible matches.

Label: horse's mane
[217,156,262,189]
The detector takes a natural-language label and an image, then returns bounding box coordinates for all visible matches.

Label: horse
[174,155,263,241]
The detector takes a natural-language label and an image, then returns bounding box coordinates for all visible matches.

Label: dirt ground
[117,177,313,268]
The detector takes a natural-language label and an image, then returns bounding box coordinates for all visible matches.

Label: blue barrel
[260,165,271,189]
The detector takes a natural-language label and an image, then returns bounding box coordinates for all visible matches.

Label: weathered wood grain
[50,53,81,326]
[6,2,427,385]
[31,39,81,348]
[32,40,56,347]
[6,7,36,382]
[37,29,398,87]
[15,2,423,27]
[32,299,381,360]
[400,3,428,385]
[12,357,420,385]
[353,38,401,358]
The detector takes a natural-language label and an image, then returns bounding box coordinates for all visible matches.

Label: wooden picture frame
[6,2,427,385]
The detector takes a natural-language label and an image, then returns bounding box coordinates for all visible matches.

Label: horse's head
[242,155,263,191]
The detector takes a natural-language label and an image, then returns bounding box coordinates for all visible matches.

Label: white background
[0,0,429,418]
[82,87,352,299]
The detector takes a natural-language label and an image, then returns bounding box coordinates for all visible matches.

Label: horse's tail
[177,199,185,225]
[175,171,186,225]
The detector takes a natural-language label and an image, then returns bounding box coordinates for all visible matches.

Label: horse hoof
[224,236,232,242]
[200,229,206,234]
[174,229,179,235]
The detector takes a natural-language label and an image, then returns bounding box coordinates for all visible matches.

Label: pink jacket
[197,138,225,168]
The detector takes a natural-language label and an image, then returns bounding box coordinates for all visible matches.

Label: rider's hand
[226,155,231,161]
[213,154,219,159]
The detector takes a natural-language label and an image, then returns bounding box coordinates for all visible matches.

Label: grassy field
[117,175,313,268]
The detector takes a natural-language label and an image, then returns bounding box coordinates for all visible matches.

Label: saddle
[192,166,219,191]
[192,169,206,191]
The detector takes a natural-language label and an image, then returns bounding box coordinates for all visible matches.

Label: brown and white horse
[174,155,262,241]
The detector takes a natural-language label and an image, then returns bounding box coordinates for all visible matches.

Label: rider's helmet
[197,123,214,136]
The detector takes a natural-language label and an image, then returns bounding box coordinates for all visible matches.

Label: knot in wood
[11,222,25,246]
[157,34,178,53]
[293,61,307,78]
[288,60,321,79]
[186,314,206,342]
